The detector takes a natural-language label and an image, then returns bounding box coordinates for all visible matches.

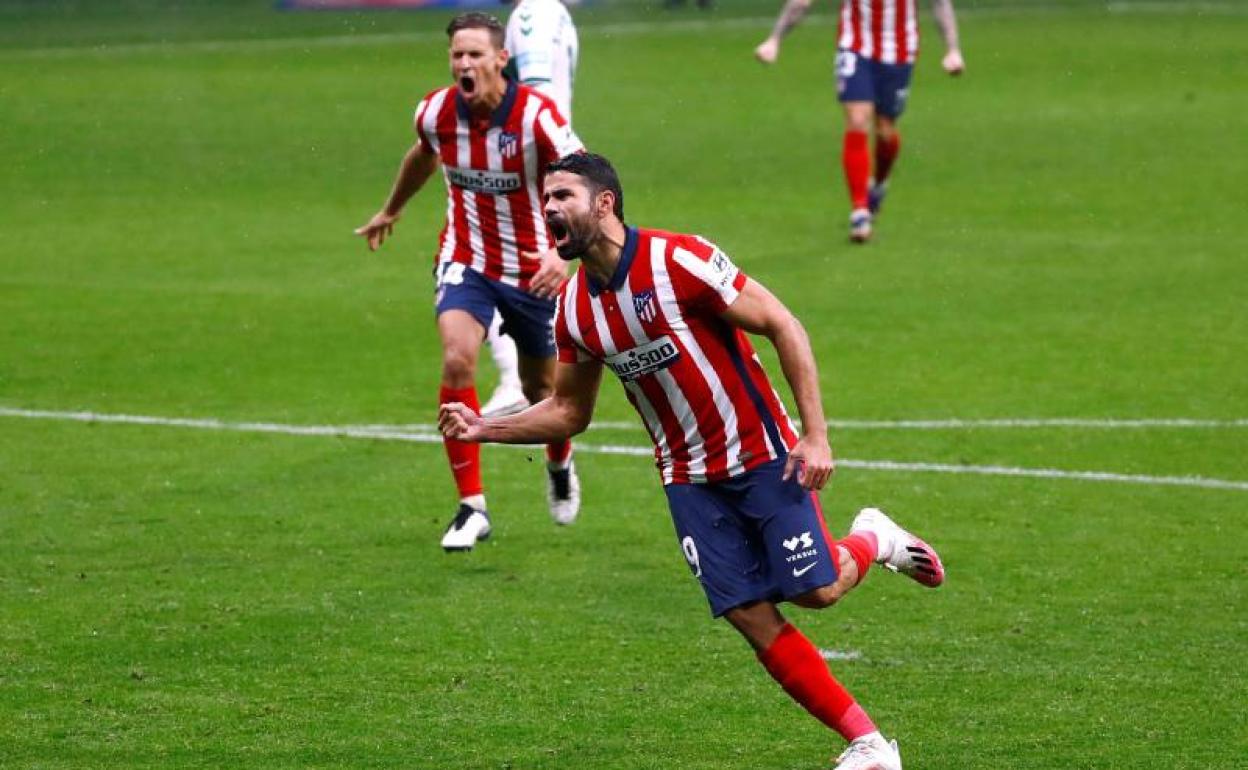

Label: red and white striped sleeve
[554,289,593,364]
[534,97,585,164]
[667,235,748,314]
[412,89,440,154]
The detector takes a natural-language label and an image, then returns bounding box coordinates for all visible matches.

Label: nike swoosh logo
[792,562,818,578]
[451,461,472,470]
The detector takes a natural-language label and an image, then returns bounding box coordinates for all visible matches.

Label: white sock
[854,509,896,562]
[485,313,521,390]
[461,494,486,512]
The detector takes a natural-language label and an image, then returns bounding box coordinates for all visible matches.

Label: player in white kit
[482,0,581,417]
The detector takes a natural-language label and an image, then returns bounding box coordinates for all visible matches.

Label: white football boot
[849,208,873,243]
[546,459,581,526]
[833,733,902,770]
[441,504,492,552]
[480,382,529,418]
[481,315,529,418]
[850,507,944,587]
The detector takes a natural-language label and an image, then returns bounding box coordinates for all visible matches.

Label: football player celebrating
[755,0,965,242]
[439,153,946,769]
[356,12,584,550]
[479,0,582,419]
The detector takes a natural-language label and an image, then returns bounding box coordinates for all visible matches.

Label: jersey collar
[587,226,638,297]
[455,78,518,130]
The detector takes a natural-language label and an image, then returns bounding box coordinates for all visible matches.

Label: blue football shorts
[664,457,840,618]
[434,261,557,359]
[835,48,914,119]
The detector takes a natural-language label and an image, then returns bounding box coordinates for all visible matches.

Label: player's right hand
[523,247,570,300]
[354,210,400,251]
[942,49,965,76]
[754,39,779,65]
[438,402,485,443]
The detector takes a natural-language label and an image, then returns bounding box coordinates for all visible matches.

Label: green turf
[2,2,1246,768]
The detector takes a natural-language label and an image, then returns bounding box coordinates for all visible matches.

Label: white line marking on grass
[819,649,863,662]
[834,459,1248,493]
[345,416,1248,432]
[4,2,1241,59]
[824,417,1248,430]
[4,406,1247,492]
[0,16,821,59]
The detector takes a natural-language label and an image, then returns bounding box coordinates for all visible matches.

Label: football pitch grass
[2,1,1245,767]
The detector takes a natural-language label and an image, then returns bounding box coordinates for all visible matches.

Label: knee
[876,119,899,142]
[846,117,872,134]
[441,346,476,386]
[519,365,553,403]
[521,380,550,404]
[844,108,874,134]
[792,584,843,610]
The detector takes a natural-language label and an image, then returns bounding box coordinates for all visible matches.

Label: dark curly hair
[546,153,625,221]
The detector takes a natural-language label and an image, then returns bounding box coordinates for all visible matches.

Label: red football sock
[874,132,901,186]
[758,623,877,741]
[838,532,877,586]
[439,384,483,498]
[842,130,871,210]
[545,440,573,467]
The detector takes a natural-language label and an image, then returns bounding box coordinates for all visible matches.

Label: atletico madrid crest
[498,131,519,159]
[633,289,658,323]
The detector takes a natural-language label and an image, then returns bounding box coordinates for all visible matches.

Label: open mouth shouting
[546,214,584,260]
[547,216,570,248]
[458,73,477,97]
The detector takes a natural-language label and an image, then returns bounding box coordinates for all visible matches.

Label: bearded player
[755,0,965,242]
[356,13,584,550]
[439,153,946,769]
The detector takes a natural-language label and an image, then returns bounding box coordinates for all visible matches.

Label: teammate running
[480,0,582,418]
[755,0,964,242]
[356,12,584,550]
[439,153,946,768]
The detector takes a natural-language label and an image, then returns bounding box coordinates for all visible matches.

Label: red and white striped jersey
[837,0,921,65]
[414,80,583,290]
[555,227,800,485]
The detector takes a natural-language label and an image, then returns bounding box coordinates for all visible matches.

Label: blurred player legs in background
[755,0,964,243]
[482,0,581,418]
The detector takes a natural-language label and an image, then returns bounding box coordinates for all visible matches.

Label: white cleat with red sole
[851,507,944,587]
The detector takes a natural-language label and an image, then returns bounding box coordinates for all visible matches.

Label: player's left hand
[942,49,965,76]
[523,248,570,300]
[438,402,486,443]
[782,434,835,491]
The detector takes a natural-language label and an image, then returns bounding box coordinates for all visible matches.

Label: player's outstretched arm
[354,143,439,250]
[439,359,604,445]
[931,0,965,75]
[720,279,833,491]
[754,0,813,64]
